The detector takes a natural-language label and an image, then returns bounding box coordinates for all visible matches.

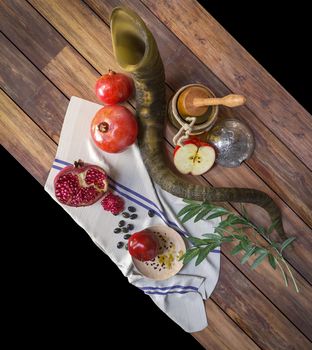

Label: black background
[3,1,310,348]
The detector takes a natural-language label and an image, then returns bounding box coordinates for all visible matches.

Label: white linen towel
[44,97,221,332]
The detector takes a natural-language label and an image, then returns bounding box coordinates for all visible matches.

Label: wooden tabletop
[1,1,312,349]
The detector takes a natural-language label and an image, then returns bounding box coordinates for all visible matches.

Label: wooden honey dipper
[177,86,246,118]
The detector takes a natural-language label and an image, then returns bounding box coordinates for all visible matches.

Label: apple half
[173,138,216,176]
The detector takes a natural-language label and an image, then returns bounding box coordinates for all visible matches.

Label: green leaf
[230,243,244,256]
[177,204,197,217]
[195,246,212,266]
[241,246,256,264]
[206,208,230,220]
[280,237,296,252]
[268,219,280,234]
[253,247,268,255]
[251,251,268,269]
[206,242,220,252]
[214,227,226,236]
[202,233,221,240]
[217,220,230,229]
[182,247,200,265]
[225,214,248,226]
[221,236,234,242]
[181,207,202,223]
[187,236,206,246]
[232,234,246,241]
[268,254,276,269]
[240,239,250,250]
[276,261,288,287]
[194,206,212,222]
[271,242,280,250]
[202,239,221,247]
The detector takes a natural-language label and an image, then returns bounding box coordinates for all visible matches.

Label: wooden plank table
[1,1,311,348]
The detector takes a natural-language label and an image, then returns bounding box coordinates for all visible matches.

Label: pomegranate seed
[85,168,106,189]
[101,192,124,215]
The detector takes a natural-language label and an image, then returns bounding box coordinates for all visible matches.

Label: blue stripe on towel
[144,290,195,295]
[141,285,198,291]
[55,158,71,166]
[52,165,63,170]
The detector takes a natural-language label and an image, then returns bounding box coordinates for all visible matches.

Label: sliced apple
[174,139,215,176]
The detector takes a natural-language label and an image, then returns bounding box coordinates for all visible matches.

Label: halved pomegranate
[54,160,108,207]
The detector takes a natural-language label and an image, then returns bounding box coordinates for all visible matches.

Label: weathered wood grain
[0,0,64,70]
[0,90,56,185]
[142,0,312,171]
[221,236,312,341]
[194,299,261,350]
[0,33,66,143]
[42,46,100,103]
[213,255,311,350]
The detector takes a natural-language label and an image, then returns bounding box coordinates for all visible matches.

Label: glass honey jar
[167,83,219,135]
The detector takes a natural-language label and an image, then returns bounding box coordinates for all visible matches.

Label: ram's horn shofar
[110,7,285,237]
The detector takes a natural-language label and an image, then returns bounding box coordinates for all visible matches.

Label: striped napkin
[44,97,221,332]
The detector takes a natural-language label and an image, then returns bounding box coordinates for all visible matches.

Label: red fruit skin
[173,137,211,157]
[91,105,138,153]
[95,70,133,105]
[54,161,108,207]
[128,230,159,262]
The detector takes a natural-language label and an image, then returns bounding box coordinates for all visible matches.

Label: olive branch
[178,200,299,292]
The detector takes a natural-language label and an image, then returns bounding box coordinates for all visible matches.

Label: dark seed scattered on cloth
[117,242,124,249]
[128,206,136,212]
[127,224,134,230]
[122,227,129,233]
[123,234,131,240]
[114,228,121,233]
[148,210,155,217]
[130,214,137,220]
[122,212,130,218]
[125,244,128,250]
[118,220,125,227]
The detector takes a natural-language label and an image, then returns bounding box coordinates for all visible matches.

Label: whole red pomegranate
[91,105,138,153]
[128,229,159,261]
[54,160,108,207]
[95,70,133,105]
